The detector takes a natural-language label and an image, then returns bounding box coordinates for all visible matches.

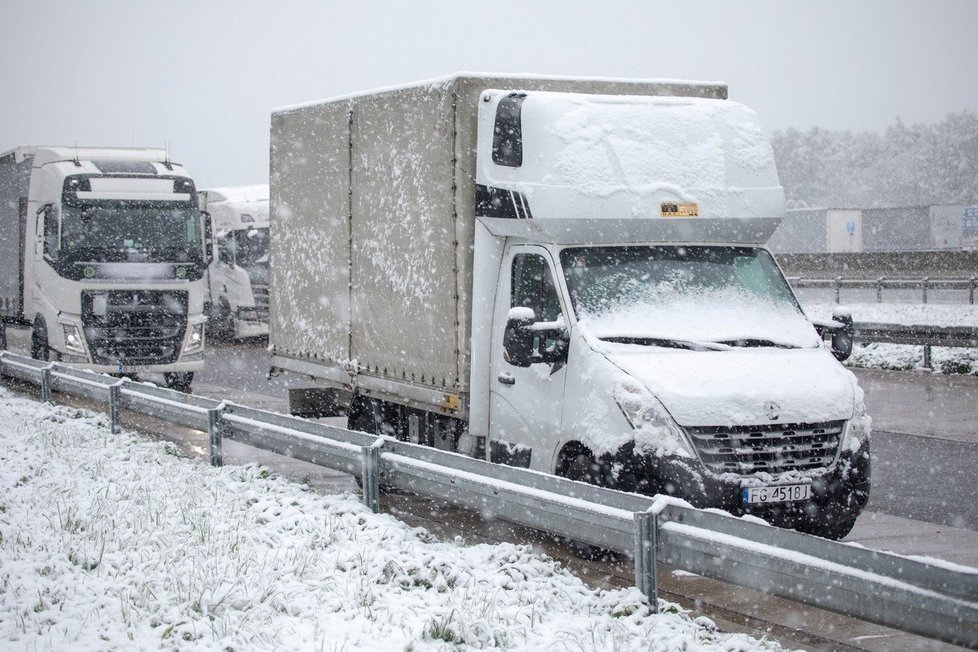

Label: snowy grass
[804,302,978,375]
[0,387,788,651]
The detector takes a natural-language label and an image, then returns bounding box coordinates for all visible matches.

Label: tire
[163,372,194,393]
[796,505,860,541]
[347,395,379,434]
[558,446,606,487]
[556,445,619,560]
[31,319,50,361]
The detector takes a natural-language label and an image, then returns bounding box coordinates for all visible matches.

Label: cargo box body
[269,74,728,411]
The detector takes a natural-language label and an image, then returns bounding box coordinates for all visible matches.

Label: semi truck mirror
[830,311,854,362]
[202,211,215,265]
[503,309,536,368]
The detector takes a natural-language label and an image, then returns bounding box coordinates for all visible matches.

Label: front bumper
[603,440,872,528]
[55,356,205,374]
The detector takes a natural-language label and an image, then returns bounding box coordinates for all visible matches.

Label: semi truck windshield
[559,245,818,348]
[60,202,203,263]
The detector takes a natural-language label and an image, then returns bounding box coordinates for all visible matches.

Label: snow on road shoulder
[0,388,788,651]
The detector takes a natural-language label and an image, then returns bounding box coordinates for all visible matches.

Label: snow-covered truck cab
[8,147,211,391]
[472,91,870,539]
[200,185,270,339]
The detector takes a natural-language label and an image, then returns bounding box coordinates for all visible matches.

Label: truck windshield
[60,201,203,264]
[559,245,820,349]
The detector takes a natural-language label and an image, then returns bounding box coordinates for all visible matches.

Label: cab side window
[511,253,560,322]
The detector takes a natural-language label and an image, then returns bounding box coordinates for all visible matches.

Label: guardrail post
[923,345,933,370]
[970,276,976,305]
[109,380,125,434]
[877,277,884,303]
[207,408,224,467]
[834,276,841,304]
[40,363,54,403]
[633,511,658,612]
[361,439,383,513]
[922,277,929,304]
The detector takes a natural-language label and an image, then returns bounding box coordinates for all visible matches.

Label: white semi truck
[199,185,270,339]
[268,74,870,539]
[0,146,211,392]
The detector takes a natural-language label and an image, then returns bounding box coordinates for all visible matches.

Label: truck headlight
[841,378,872,453]
[183,323,205,354]
[614,380,695,458]
[62,323,86,355]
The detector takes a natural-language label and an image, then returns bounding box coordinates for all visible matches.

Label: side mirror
[202,211,214,265]
[830,310,853,362]
[503,308,536,368]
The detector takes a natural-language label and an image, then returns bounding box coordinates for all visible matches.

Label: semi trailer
[0,146,211,392]
[268,74,870,539]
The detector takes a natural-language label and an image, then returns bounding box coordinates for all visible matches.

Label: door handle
[497,372,515,385]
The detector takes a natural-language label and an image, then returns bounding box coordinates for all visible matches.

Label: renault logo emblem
[764,401,781,421]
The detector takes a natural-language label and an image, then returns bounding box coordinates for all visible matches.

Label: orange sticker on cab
[661,202,699,217]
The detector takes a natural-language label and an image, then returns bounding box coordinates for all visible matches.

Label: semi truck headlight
[614,380,695,458]
[183,323,205,354]
[62,324,86,355]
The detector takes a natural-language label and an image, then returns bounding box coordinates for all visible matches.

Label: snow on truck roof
[272,71,728,114]
[1,146,175,168]
[204,184,269,204]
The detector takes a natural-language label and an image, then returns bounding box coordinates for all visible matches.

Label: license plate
[742,483,811,505]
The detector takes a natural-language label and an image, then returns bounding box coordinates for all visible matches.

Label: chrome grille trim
[686,420,846,475]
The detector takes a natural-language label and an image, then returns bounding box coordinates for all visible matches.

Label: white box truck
[0,146,211,392]
[199,185,270,339]
[269,74,870,539]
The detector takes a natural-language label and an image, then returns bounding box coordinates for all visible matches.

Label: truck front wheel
[556,444,606,487]
[163,372,194,393]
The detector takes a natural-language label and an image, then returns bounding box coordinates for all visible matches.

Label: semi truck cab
[9,147,211,391]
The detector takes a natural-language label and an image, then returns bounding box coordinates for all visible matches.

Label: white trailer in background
[199,185,270,339]
[0,146,211,391]
[269,74,870,540]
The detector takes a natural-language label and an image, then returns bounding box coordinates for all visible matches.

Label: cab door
[488,246,569,473]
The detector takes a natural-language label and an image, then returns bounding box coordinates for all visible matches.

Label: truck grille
[686,420,845,475]
[82,290,188,366]
[253,284,269,321]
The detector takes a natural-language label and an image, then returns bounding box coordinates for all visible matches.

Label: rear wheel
[163,372,194,393]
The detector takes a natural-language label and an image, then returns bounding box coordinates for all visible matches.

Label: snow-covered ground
[0,387,787,651]
[804,302,978,375]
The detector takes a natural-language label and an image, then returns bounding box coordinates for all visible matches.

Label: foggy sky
[1,0,976,188]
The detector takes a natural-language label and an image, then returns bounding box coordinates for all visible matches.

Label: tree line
[770,111,978,209]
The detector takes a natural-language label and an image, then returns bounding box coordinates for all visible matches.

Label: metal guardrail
[1,351,976,648]
[789,276,978,304]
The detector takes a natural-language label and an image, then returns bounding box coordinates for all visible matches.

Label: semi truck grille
[82,290,188,366]
[686,420,845,475]
[253,284,269,321]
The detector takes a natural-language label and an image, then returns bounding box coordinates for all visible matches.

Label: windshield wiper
[713,338,800,349]
[601,336,730,351]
